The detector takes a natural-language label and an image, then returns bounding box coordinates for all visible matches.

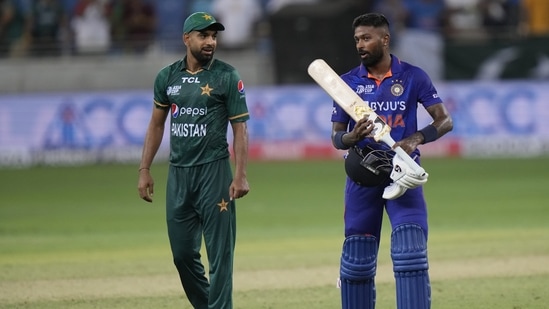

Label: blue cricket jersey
[331,55,443,157]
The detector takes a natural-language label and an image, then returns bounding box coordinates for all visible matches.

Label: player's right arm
[331,119,374,150]
[138,105,169,202]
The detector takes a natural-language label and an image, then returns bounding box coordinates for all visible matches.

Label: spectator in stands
[478,0,521,38]
[70,0,111,54]
[521,0,549,37]
[371,0,407,48]
[266,0,318,14]
[393,0,447,81]
[0,0,32,57]
[111,0,156,54]
[211,0,261,50]
[30,0,68,57]
[187,0,213,13]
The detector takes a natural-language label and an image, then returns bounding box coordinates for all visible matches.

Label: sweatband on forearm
[419,124,438,144]
[334,131,350,150]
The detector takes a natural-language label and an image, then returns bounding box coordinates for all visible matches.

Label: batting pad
[340,235,377,309]
[391,224,431,309]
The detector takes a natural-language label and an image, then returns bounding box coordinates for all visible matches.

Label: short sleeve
[153,66,170,109]
[415,68,443,108]
[226,69,250,123]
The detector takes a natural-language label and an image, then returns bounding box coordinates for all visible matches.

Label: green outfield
[1,157,548,308]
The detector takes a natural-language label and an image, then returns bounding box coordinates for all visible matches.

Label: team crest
[391,83,404,97]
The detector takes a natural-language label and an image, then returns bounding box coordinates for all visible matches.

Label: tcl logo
[181,77,200,83]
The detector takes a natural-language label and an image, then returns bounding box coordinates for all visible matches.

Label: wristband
[418,124,438,144]
[334,131,350,150]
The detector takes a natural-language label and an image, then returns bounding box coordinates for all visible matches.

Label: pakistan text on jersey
[171,123,207,137]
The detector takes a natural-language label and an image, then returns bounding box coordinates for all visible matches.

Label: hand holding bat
[307,59,428,199]
[347,118,375,143]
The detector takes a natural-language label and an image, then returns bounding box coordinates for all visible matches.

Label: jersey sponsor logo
[171,104,207,118]
[237,80,245,94]
[366,100,406,112]
[356,84,374,95]
[364,100,406,128]
[171,123,207,137]
[167,85,182,96]
[181,77,201,83]
[171,104,179,118]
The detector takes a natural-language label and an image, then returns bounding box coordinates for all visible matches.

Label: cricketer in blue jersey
[331,13,453,309]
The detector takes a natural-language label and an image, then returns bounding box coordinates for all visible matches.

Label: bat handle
[380,135,426,175]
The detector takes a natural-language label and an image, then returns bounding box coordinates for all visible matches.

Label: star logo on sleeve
[201,84,213,96]
[217,198,229,212]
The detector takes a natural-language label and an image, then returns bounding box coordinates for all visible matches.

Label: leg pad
[391,224,431,309]
[340,235,377,309]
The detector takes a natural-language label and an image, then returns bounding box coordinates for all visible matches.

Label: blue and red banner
[1,81,548,167]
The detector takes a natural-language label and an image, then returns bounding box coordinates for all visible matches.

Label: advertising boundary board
[1,81,548,167]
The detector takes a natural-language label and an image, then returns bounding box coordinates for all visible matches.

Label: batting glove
[389,155,429,189]
[382,182,408,200]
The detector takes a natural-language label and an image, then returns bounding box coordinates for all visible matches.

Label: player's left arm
[226,68,250,200]
[230,120,250,200]
[394,103,453,155]
[386,103,452,195]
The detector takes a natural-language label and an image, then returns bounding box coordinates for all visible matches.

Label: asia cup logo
[171,104,179,118]
[237,80,245,94]
[356,84,374,95]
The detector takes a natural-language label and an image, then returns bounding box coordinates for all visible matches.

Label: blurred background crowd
[0,0,547,84]
[2,0,547,56]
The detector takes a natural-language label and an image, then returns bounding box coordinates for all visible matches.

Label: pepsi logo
[171,104,179,118]
[237,80,245,94]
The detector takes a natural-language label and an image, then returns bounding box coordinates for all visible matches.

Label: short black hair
[352,13,390,29]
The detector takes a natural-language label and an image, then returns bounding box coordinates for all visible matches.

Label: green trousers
[166,158,236,309]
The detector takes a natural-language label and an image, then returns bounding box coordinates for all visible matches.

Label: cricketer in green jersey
[137,12,250,309]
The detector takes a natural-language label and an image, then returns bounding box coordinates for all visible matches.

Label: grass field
[1,157,548,308]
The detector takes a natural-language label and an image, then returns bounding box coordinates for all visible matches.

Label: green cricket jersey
[153,57,250,167]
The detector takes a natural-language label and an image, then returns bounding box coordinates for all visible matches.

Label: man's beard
[360,47,383,67]
[191,48,214,64]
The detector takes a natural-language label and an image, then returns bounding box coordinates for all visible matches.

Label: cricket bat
[307,59,426,176]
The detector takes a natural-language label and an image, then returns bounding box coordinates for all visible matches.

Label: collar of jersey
[180,57,215,72]
[359,54,403,79]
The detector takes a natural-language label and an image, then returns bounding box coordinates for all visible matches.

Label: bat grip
[380,135,426,175]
